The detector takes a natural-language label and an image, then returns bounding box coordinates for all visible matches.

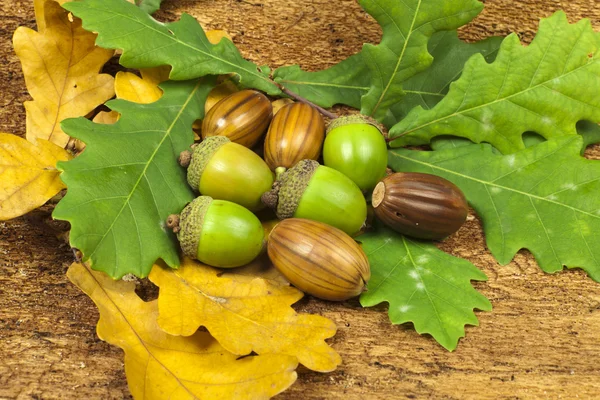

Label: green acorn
[167,196,264,268]
[180,136,274,211]
[323,115,388,192]
[261,159,367,235]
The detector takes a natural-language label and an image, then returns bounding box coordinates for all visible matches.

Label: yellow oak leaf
[272,98,295,115]
[206,29,233,45]
[224,253,289,286]
[149,257,342,373]
[91,70,165,129]
[67,262,298,400]
[140,66,172,87]
[15,0,115,147]
[205,79,239,114]
[115,71,164,104]
[92,111,119,125]
[34,0,136,32]
[0,133,71,221]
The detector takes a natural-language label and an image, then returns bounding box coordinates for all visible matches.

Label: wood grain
[1,0,600,399]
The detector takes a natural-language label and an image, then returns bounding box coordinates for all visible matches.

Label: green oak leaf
[389,135,600,281]
[358,0,483,121]
[390,12,600,153]
[431,122,600,153]
[135,0,162,14]
[53,79,216,279]
[386,31,503,127]
[64,0,279,95]
[359,225,491,351]
[273,54,368,110]
[272,31,502,119]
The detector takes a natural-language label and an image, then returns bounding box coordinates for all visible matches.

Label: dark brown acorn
[264,102,325,172]
[201,89,273,148]
[372,172,468,240]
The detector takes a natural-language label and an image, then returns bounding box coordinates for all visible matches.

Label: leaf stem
[273,82,338,120]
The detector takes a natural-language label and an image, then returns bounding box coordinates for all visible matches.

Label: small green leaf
[64,0,279,95]
[386,31,502,127]
[135,0,162,14]
[389,135,600,281]
[359,225,491,351]
[273,54,369,109]
[390,12,600,153]
[53,79,216,279]
[359,0,483,121]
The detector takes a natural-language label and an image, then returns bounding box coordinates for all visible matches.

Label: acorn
[267,218,370,301]
[372,172,468,240]
[264,102,325,172]
[180,136,274,211]
[261,159,367,235]
[167,196,264,268]
[202,89,273,148]
[323,115,388,192]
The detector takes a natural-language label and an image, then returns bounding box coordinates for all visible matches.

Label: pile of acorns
[167,89,469,301]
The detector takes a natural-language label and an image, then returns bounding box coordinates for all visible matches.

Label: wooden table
[1,0,600,398]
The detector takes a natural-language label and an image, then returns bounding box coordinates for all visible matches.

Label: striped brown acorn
[267,218,370,301]
[202,89,273,148]
[372,172,468,240]
[264,102,325,171]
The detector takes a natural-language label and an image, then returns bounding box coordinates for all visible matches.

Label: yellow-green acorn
[180,136,274,211]
[167,196,264,268]
[323,115,388,192]
[261,159,367,235]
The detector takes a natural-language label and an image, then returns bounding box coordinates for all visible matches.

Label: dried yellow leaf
[67,263,298,400]
[140,65,172,86]
[205,80,239,114]
[15,0,115,147]
[272,98,295,115]
[92,111,119,125]
[34,0,136,32]
[0,133,71,221]
[206,29,233,44]
[149,257,342,373]
[115,72,163,104]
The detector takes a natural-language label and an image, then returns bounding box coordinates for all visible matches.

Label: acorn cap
[187,136,230,190]
[261,159,319,219]
[326,114,388,138]
[176,196,212,258]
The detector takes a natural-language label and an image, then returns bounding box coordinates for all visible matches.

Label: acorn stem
[178,150,192,168]
[275,166,287,180]
[166,214,181,233]
[274,83,338,120]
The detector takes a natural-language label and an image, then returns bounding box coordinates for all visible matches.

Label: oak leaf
[53,79,216,279]
[115,71,164,104]
[0,133,71,221]
[67,262,298,399]
[390,12,600,153]
[15,0,115,147]
[359,224,491,351]
[390,135,600,281]
[149,257,341,373]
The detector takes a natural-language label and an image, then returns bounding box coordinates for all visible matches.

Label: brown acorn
[267,218,370,301]
[202,89,273,148]
[264,102,325,172]
[372,172,468,240]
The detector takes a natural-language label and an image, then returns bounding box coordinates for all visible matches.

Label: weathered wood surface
[1,0,600,399]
